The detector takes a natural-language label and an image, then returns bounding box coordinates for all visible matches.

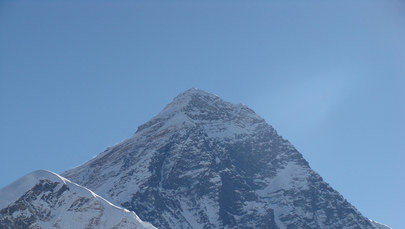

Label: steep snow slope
[0,170,155,229]
[63,88,389,229]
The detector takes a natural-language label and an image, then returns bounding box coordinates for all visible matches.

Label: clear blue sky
[0,1,404,228]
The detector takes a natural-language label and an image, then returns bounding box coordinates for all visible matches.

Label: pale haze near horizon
[0,1,404,228]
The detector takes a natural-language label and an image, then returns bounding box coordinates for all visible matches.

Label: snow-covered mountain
[63,88,389,229]
[0,170,155,229]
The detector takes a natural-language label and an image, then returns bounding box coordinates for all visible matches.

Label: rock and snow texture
[62,88,390,229]
[370,220,391,229]
[0,170,155,229]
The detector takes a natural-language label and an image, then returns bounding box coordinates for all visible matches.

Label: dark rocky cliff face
[63,89,379,229]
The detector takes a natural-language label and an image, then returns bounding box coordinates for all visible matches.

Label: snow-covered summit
[168,88,220,106]
[0,170,155,229]
[137,88,265,139]
[157,88,256,119]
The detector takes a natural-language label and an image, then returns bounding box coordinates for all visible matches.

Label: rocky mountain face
[0,170,155,229]
[62,88,386,229]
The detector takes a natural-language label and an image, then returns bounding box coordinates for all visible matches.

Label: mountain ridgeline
[0,89,389,229]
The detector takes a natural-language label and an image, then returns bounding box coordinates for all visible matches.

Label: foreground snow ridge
[0,170,155,229]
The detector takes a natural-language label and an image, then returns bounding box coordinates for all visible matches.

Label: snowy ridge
[0,170,155,229]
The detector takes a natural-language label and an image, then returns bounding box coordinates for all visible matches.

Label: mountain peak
[135,88,264,138]
[63,89,388,229]
[176,88,218,99]
[160,88,221,114]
